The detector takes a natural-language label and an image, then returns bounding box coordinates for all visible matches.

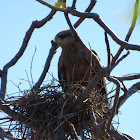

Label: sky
[0,0,140,139]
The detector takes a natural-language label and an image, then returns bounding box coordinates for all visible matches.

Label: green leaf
[55,0,66,8]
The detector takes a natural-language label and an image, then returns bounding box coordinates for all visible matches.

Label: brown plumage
[54,30,107,97]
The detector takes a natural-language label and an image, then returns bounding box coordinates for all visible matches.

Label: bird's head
[54,30,75,48]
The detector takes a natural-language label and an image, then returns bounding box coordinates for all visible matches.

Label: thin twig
[105,32,111,68]
[0,126,15,140]
[119,82,140,108]
[25,70,32,89]
[30,46,37,86]
[116,81,128,111]
[71,0,77,9]
[0,70,2,77]
[68,122,79,140]
[64,10,105,111]
[0,100,28,124]
[64,10,101,67]
[112,0,140,112]
[74,0,97,28]
[111,47,124,67]
[0,10,56,100]
[72,71,105,111]
[108,128,135,140]
[110,51,130,72]
[10,80,22,95]
[111,0,139,66]
[31,41,59,92]
[106,72,120,130]
[37,0,140,51]
[94,121,106,140]
[112,73,140,81]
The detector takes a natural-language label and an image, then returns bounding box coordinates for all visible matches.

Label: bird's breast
[61,49,94,86]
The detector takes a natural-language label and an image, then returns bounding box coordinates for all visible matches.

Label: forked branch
[0,10,56,100]
[31,41,59,92]
[111,0,139,66]
[36,0,140,51]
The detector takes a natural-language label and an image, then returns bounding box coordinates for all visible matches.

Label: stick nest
[5,83,110,139]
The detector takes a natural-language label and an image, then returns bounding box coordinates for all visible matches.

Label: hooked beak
[51,40,59,49]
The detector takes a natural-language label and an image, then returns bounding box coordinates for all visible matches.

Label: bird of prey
[54,30,107,97]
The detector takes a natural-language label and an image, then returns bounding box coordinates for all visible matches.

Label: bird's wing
[87,49,107,96]
[58,55,67,90]
[91,50,101,61]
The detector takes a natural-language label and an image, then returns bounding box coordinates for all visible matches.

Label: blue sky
[0,0,140,139]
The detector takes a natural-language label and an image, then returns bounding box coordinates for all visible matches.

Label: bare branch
[71,0,77,9]
[34,10,57,28]
[64,10,101,68]
[31,41,58,92]
[104,33,127,122]
[111,47,124,67]
[0,100,28,124]
[122,132,135,140]
[0,10,56,100]
[113,73,140,81]
[74,0,97,28]
[106,73,120,130]
[94,121,106,140]
[110,51,130,72]
[0,0,139,139]
[64,10,107,114]
[72,71,105,111]
[119,82,140,108]
[105,32,111,67]
[30,46,37,86]
[111,0,139,66]
[0,70,2,77]
[108,129,135,140]
[37,0,140,51]
[0,126,15,140]
[67,122,79,140]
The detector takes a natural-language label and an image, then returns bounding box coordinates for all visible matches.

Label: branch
[111,0,139,66]
[122,132,135,140]
[64,10,106,112]
[0,100,28,124]
[64,10,101,70]
[94,121,106,140]
[74,0,97,28]
[105,34,129,130]
[37,0,140,51]
[30,46,37,86]
[0,10,56,100]
[108,128,135,140]
[31,41,58,92]
[72,71,105,111]
[0,70,2,77]
[110,51,130,72]
[0,126,15,140]
[71,0,77,9]
[119,82,140,108]
[105,32,111,67]
[104,33,125,123]
[112,73,140,81]
[106,73,120,130]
